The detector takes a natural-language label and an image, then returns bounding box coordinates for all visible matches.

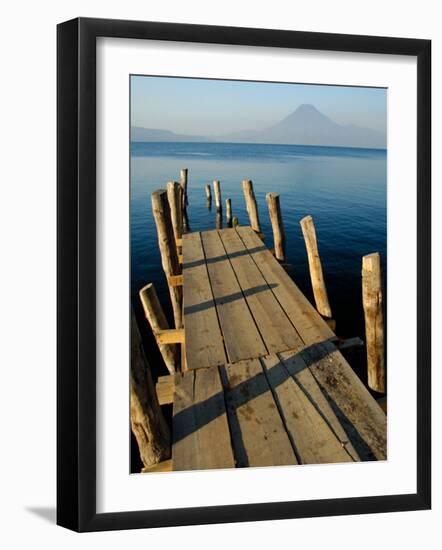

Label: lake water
[130,141,386,379]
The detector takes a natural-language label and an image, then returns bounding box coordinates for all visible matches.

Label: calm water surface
[130,141,386,376]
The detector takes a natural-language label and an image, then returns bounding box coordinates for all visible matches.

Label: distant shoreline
[130,140,387,153]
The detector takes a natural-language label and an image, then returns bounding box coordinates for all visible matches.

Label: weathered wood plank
[236,226,335,345]
[201,230,267,363]
[156,375,175,405]
[142,459,173,473]
[221,359,298,467]
[303,340,387,460]
[173,368,235,471]
[278,349,359,461]
[155,328,185,344]
[219,228,303,353]
[168,274,183,287]
[261,353,357,464]
[182,231,227,369]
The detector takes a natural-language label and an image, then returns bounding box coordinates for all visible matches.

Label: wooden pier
[169,226,386,470]
[134,173,387,473]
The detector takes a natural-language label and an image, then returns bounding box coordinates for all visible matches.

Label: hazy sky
[131,75,387,135]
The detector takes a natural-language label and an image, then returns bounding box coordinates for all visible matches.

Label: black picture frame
[57,17,431,532]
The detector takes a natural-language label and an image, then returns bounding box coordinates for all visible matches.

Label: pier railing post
[166,181,183,250]
[131,312,171,470]
[362,252,385,393]
[205,184,212,209]
[180,168,188,206]
[300,215,332,319]
[139,283,178,374]
[151,189,183,328]
[214,180,222,213]
[266,192,285,262]
[216,211,223,230]
[242,179,262,233]
[226,198,232,227]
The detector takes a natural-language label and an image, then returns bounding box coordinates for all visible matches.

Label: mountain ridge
[132,104,386,149]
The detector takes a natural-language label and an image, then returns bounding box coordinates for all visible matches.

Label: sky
[131,75,387,136]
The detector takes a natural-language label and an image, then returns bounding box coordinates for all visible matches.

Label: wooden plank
[236,226,335,345]
[303,340,387,460]
[182,232,227,369]
[142,459,173,473]
[221,359,298,467]
[261,353,357,464]
[156,375,175,405]
[278,349,359,461]
[173,369,235,471]
[155,328,185,344]
[168,274,183,287]
[219,228,303,353]
[201,230,267,363]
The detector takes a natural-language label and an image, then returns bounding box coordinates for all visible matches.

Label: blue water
[131,141,386,376]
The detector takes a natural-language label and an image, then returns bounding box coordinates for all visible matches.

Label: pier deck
[172,226,386,470]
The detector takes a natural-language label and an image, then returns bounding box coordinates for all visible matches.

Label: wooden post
[300,215,332,319]
[139,283,178,374]
[266,192,285,262]
[226,198,232,227]
[205,184,212,210]
[216,211,223,230]
[242,179,262,233]
[130,312,171,470]
[179,182,190,233]
[166,181,182,248]
[205,184,212,201]
[362,253,385,393]
[151,189,183,328]
[213,180,222,212]
[180,168,188,206]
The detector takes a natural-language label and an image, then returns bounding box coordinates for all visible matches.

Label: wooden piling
[205,184,212,210]
[151,189,183,328]
[226,198,232,227]
[180,168,188,207]
[362,252,385,393]
[166,181,182,248]
[266,192,285,262]
[242,179,262,233]
[139,283,178,375]
[130,312,171,469]
[300,215,332,319]
[205,184,212,201]
[216,211,223,230]
[214,180,222,212]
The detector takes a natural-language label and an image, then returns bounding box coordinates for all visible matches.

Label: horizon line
[130,140,387,152]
